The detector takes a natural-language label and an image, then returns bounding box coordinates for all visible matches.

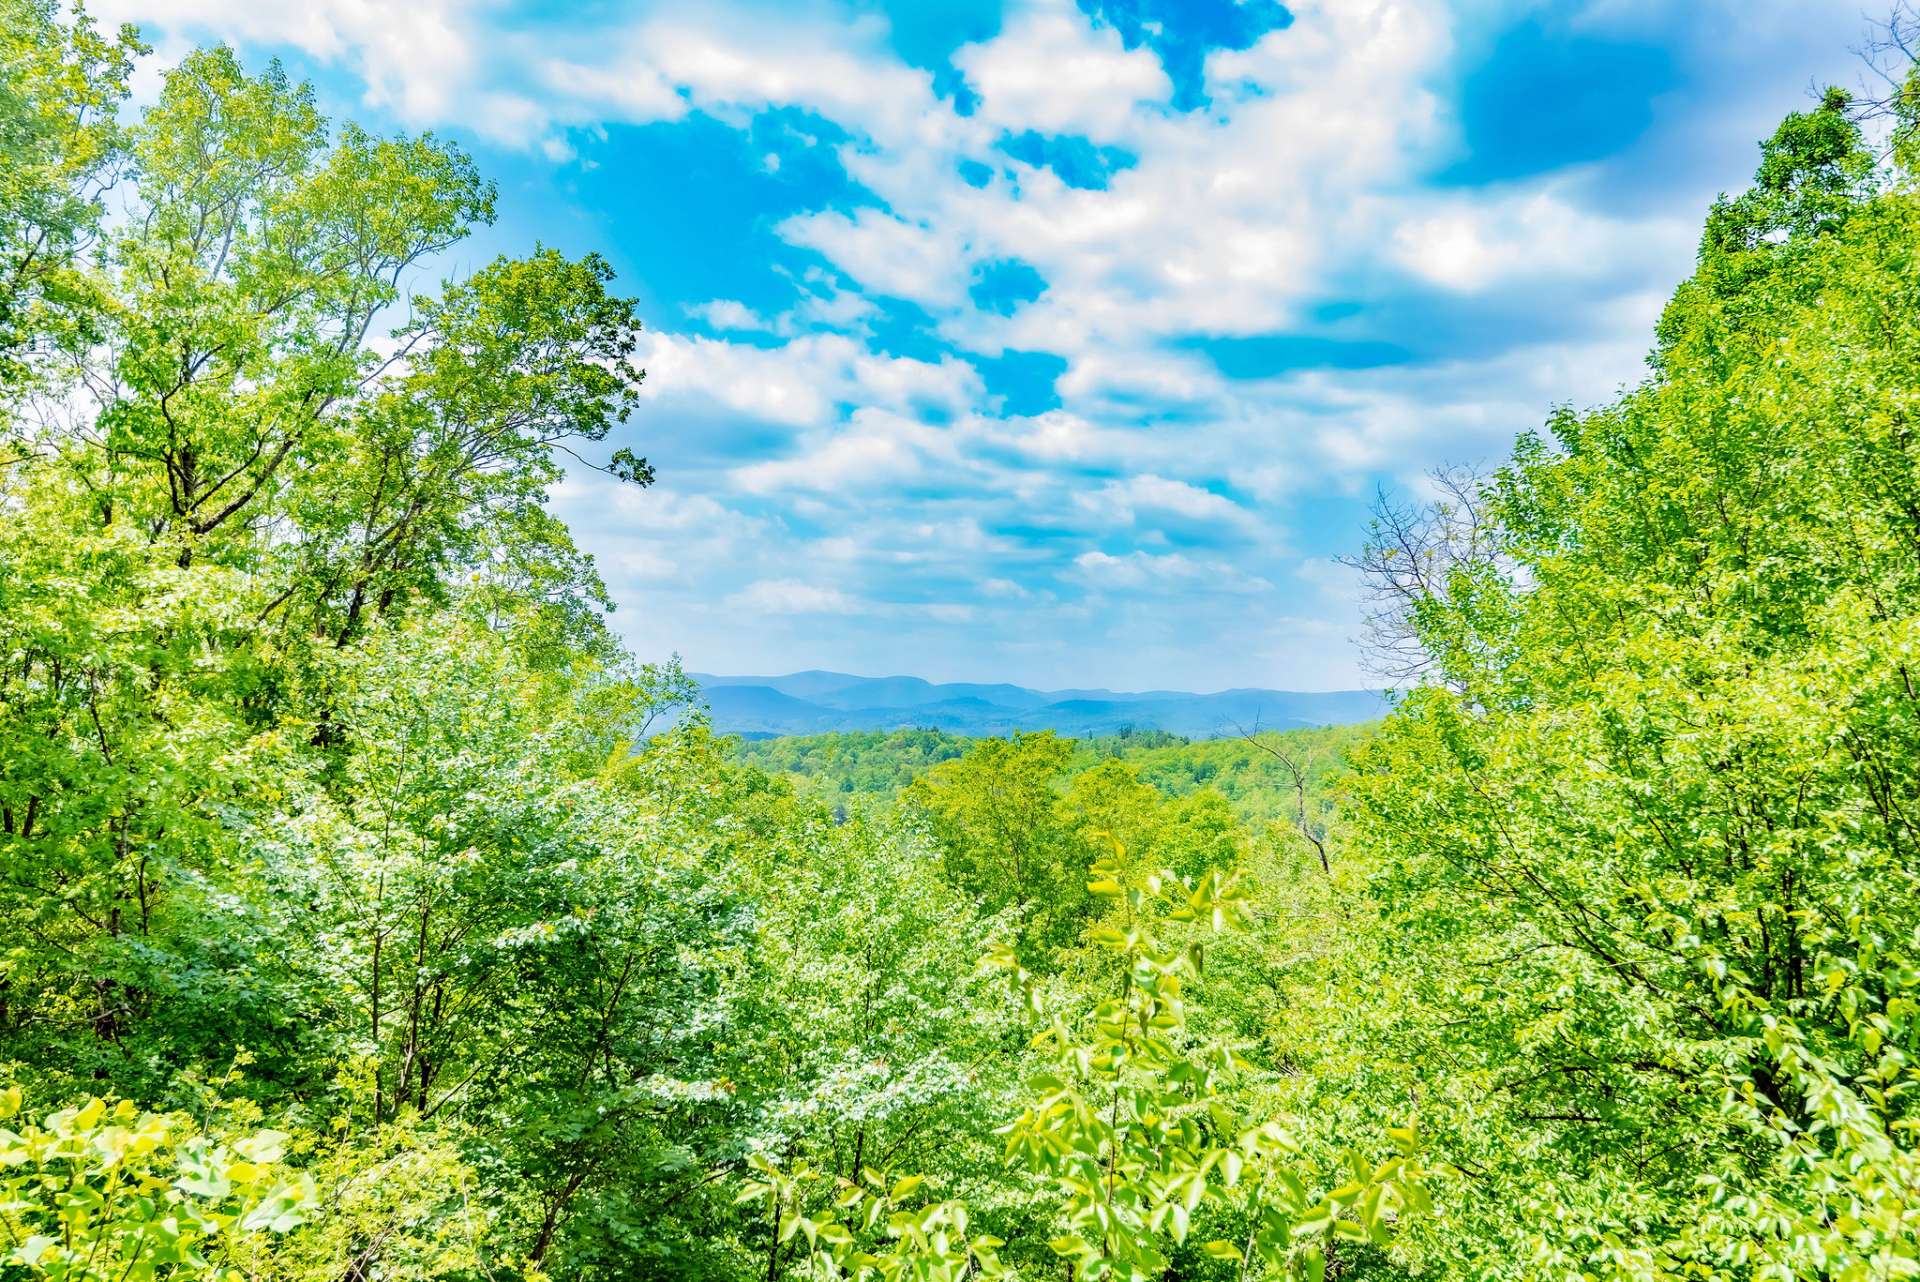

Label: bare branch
[1233,723,1331,875]
[1335,462,1497,685]
[1848,3,1920,158]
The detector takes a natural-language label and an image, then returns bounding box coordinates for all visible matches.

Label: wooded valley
[2,3,1918,1278]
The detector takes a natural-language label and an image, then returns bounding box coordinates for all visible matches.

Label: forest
[2,1,1918,1279]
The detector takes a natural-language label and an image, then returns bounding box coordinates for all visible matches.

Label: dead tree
[1335,462,1496,687]
[1851,4,1920,142]
[1235,726,1330,876]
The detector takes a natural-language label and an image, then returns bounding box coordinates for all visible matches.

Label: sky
[100,0,1864,691]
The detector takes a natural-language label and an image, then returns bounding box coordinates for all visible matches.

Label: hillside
[734,723,1369,826]
[694,669,1390,737]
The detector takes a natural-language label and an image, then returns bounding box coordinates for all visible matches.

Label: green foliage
[736,729,973,802]
[736,1156,1006,1282]
[997,852,1425,1282]
[0,28,647,1114]
[34,9,1920,1282]
[737,725,1370,831]
[0,0,138,388]
[1325,85,1920,1279]
[743,848,1425,1282]
[905,733,1090,951]
[0,1087,313,1280]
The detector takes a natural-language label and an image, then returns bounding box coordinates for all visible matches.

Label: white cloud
[778,208,973,308]
[635,20,933,130]
[1389,188,1693,292]
[953,0,1171,138]
[687,299,769,332]
[1077,475,1260,531]
[973,410,1119,463]
[534,52,687,125]
[102,0,1866,688]
[726,579,858,614]
[1073,550,1272,594]
[98,0,480,124]
[733,407,957,494]
[635,332,978,430]
[636,333,836,427]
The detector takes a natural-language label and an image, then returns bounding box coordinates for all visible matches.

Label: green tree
[723,810,1029,1282]
[904,733,1088,953]
[743,852,1427,1282]
[0,42,650,1100]
[1336,88,1920,1278]
[0,0,137,390]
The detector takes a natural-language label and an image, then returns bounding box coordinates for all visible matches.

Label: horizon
[100,0,1861,688]
[690,667,1392,737]
[692,666,1388,697]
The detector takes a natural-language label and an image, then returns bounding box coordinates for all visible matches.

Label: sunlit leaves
[737,1156,1005,1282]
[756,839,1426,1281]
[0,1089,313,1280]
[1341,84,1920,1281]
[0,0,137,386]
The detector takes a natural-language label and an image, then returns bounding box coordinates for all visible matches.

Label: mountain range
[692,670,1390,739]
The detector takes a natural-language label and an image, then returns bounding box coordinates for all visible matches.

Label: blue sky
[109,0,1859,690]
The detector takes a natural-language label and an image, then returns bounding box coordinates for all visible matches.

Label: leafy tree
[1335,87,1920,1278]
[0,38,650,1104]
[904,733,1090,953]
[743,850,1427,1282]
[738,731,973,804]
[0,0,136,390]
[721,811,1031,1282]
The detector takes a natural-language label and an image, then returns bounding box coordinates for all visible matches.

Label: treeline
[4,1,1920,1279]
[736,723,1362,827]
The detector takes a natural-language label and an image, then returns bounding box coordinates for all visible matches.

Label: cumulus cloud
[1076,475,1261,533]
[687,299,769,332]
[778,208,973,308]
[1073,550,1272,594]
[107,0,1865,687]
[732,407,970,494]
[635,332,981,431]
[954,0,1171,138]
[1389,188,1694,292]
[97,0,481,123]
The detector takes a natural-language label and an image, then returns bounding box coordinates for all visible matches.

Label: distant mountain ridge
[692,670,1390,738]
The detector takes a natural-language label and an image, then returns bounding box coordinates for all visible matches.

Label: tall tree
[1340,88,1920,1277]
[0,0,136,390]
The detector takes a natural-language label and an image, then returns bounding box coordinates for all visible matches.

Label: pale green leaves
[0,1087,314,1280]
[737,1155,1006,1281]
[760,838,1428,1282]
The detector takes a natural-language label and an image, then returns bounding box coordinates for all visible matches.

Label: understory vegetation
[3,3,1919,1278]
